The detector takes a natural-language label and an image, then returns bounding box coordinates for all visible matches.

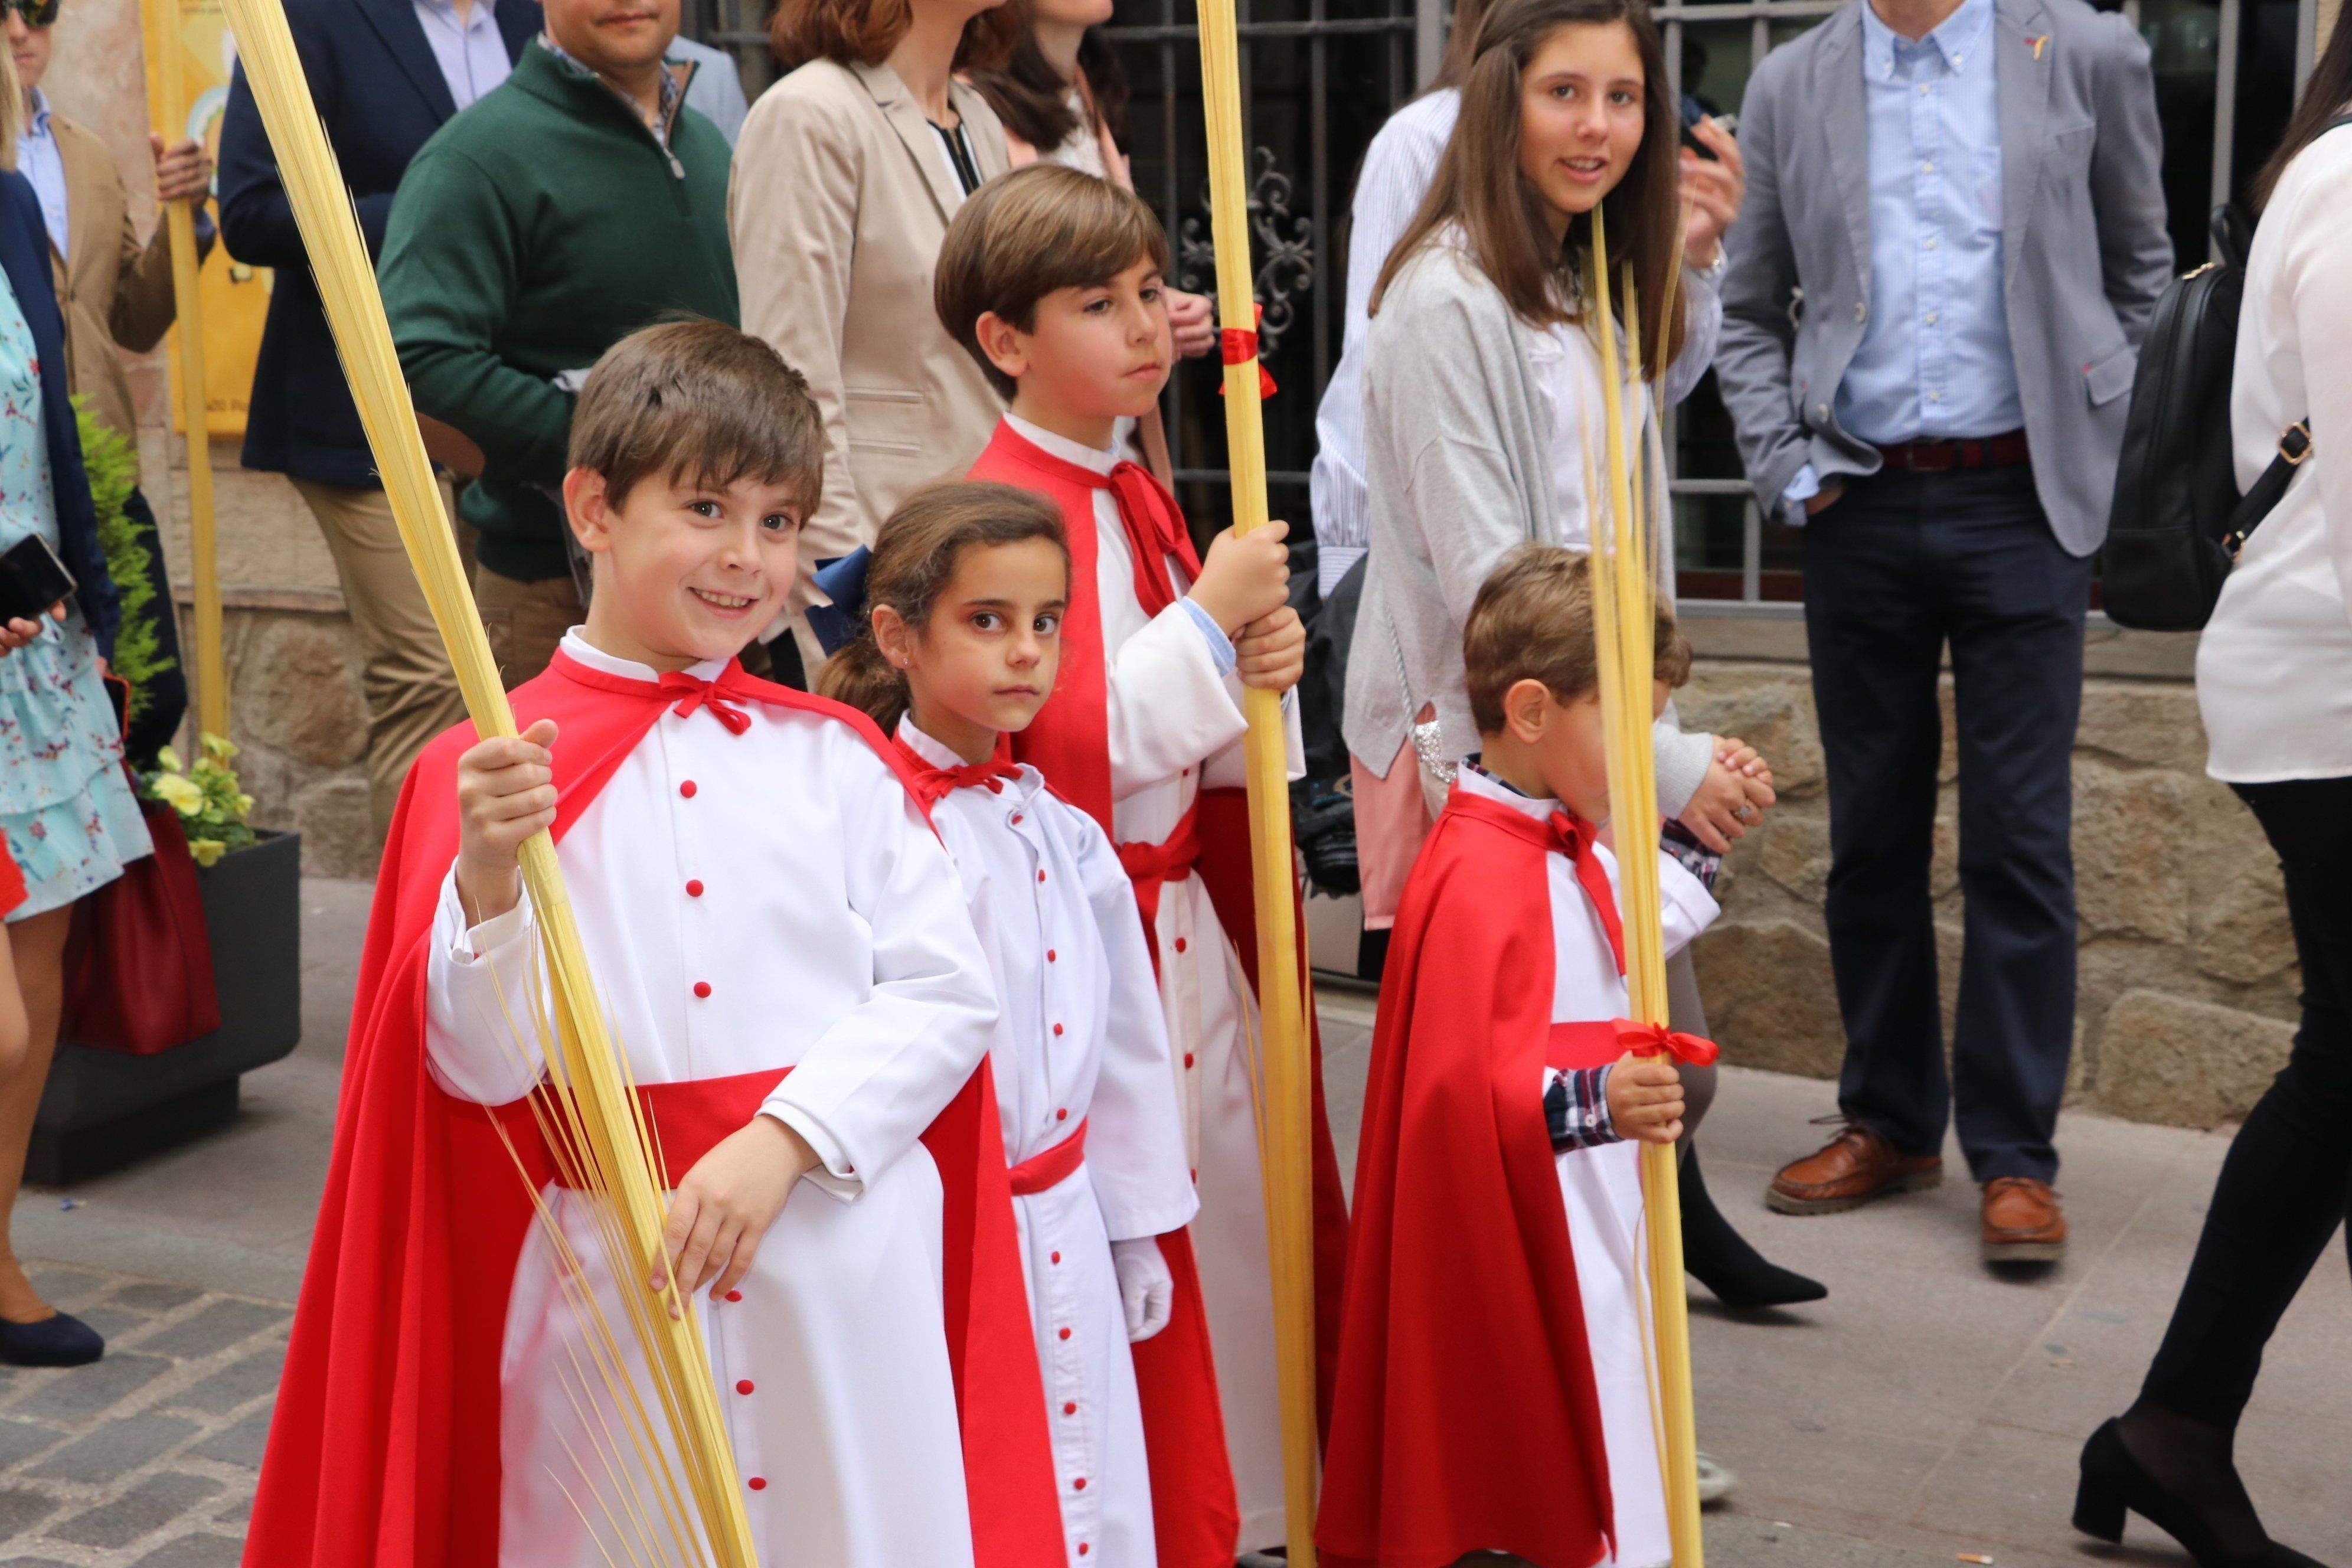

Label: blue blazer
[0,173,109,654]
[218,0,539,489]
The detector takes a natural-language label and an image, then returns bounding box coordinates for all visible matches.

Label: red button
[1059,1327,1072,1340]
[1073,1478,1087,1491]
[724,1289,742,1302]
[736,1380,754,1395]
[1184,1054,1195,1068]
[1056,1108,1069,1121]
[1047,949,1057,963]
[1053,1024,1064,1037]
[680,780,698,799]
[1190,1168,1197,1182]
[1050,1251,1061,1265]
[1063,1402,1077,1415]
[748,1477,767,1492]
[685,879,704,897]
[1078,1546,1089,1558]
[1174,937,1188,953]
[1038,870,1047,883]
[1011,813,1024,825]
[693,981,712,999]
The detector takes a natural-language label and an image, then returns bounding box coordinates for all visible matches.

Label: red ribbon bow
[1611,1018,1721,1067]
[656,670,753,735]
[1217,326,1278,401]
[907,758,1024,804]
[1547,811,1628,975]
[1108,460,1203,618]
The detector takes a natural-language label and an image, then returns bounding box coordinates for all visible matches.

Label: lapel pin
[2027,33,2047,59]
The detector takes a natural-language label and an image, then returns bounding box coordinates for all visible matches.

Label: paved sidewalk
[1,879,2344,1566]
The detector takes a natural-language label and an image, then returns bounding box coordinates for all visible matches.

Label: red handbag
[61,772,221,1055]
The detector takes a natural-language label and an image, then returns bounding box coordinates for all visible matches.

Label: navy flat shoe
[0,1310,103,1367]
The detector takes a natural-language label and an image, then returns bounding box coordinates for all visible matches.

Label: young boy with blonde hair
[1319,546,1719,1568]
[246,319,1060,1568]
[935,162,1348,1562]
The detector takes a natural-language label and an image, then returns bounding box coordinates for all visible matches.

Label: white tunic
[1452,767,1719,1568]
[1002,414,1308,1549]
[903,718,1197,1568]
[424,633,999,1568]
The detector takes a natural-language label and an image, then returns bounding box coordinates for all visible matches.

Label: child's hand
[653,1114,818,1314]
[455,718,558,923]
[1235,606,1305,692]
[1188,519,1290,634]
[1606,1054,1686,1145]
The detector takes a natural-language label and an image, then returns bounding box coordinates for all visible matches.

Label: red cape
[243,651,1063,1568]
[1315,788,1616,1568]
[973,419,1351,1565]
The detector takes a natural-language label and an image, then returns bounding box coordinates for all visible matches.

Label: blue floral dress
[0,270,149,921]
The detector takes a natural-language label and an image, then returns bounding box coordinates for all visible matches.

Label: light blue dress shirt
[18,92,70,263]
[414,0,514,112]
[1783,0,2024,519]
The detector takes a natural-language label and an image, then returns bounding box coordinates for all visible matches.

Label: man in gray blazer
[1714,0,2170,1265]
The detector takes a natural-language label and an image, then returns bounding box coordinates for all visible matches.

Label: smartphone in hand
[0,535,74,629]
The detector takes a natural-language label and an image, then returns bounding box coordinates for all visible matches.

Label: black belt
[1874,430,2031,471]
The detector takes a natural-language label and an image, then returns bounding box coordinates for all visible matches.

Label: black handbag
[2102,116,2348,631]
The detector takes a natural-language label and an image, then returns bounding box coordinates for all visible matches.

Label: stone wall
[1677,662,2299,1132]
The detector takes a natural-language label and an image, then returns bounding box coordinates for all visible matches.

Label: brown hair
[1463,546,1685,734]
[935,164,1171,398]
[1371,0,1687,377]
[569,318,824,514]
[1429,0,1496,92]
[2253,15,2352,210]
[816,481,1070,732]
[771,0,1023,73]
[967,37,1130,154]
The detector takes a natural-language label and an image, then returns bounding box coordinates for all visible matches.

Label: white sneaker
[1694,1451,1737,1505]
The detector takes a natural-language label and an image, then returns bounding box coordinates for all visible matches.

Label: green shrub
[74,398,174,723]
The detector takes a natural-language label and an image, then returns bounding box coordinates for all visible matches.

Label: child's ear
[562,468,615,556]
[1502,677,1553,744]
[872,603,916,671]
[973,310,1030,382]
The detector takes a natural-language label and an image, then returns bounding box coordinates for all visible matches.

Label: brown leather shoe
[1766,1120,1943,1215]
[1981,1177,2067,1263]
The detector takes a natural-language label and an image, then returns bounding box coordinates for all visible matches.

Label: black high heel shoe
[0,1309,103,1367]
[2076,1419,2331,1567]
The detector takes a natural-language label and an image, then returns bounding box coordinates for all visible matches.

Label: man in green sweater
[378,0,738,687]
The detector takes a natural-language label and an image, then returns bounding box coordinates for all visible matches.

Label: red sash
[1115,803,1202,939]
[1007,1119,1089,1197]
[508,1067,796,1192]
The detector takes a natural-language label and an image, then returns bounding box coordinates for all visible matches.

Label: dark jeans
[121,485,189,772]
[1802,464,2090,1183]
[2140,777,2352,1426]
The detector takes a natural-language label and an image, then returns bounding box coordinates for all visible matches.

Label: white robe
[903,718,1198,1568]
[1002,414,1307,1549]
[1452,766,1719,1568]
[423,633,999,1568]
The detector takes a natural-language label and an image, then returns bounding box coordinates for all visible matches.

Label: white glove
[1110,1236,1174,1342]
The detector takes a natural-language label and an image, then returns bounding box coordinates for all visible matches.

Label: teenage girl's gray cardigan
[1341,241,1718,814]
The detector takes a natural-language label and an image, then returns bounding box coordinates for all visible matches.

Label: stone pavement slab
[0,883,2343,1566]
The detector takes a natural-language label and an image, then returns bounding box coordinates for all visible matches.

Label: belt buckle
[1911,442,1955,472]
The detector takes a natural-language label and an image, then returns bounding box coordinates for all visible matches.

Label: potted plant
[30,733,305,1182]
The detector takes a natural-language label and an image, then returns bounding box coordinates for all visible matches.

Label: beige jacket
[731,58,1010,653]
[48,115,182,442]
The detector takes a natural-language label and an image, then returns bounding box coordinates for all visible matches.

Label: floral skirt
[0,610,153,922]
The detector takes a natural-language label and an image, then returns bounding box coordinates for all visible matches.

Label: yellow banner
[146,0,267,440]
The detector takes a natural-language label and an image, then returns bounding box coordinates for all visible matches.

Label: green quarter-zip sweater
[380,38,739,584]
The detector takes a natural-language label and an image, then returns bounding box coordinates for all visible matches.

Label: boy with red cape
[1317,549,1718,1568]
[930,164,1351,1559]
[242,322,1063,1568]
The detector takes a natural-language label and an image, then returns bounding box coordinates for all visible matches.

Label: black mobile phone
[1680,100,1719,161]
[0,534,76,629]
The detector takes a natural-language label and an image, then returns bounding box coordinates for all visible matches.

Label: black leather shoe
[2076,1419,2330,1567]
[0,1310,103,1367]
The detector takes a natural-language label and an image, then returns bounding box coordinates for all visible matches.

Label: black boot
[1680,1148,1827,1309]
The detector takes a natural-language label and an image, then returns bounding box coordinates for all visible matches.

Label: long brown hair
[967,31,1131,153]
[2253,14,2352,211]
[1372,0,1686,377]
[772,0,1023,73]
[1429,0,1496,92]
[816,482,1070,733]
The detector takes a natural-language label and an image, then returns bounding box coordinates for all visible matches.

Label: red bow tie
[1612,1018,1721,1067]
[1548,811,1628,976]
[1108,460,1203,619]
[910,757,1023,803]
[657,669,753,736]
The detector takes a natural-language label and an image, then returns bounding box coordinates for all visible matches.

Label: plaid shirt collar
[539,34,686,146]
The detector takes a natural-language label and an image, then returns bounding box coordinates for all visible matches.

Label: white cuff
[758,1099,864,1201]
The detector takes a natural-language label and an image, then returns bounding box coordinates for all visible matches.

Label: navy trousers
[1801,464,2090,1183]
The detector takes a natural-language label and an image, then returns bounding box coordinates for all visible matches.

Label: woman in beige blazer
[733,0,1020,671]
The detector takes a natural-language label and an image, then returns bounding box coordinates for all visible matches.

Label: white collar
[1455,758,1559,822]
[560,628,731,686]
[23,89,52,140]
[1005,413,1121,477]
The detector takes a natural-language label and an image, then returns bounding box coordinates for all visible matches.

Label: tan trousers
[292,478,469,839]
[473,565,585,691]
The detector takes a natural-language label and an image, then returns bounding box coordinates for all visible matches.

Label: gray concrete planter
[29,829,303,1183]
